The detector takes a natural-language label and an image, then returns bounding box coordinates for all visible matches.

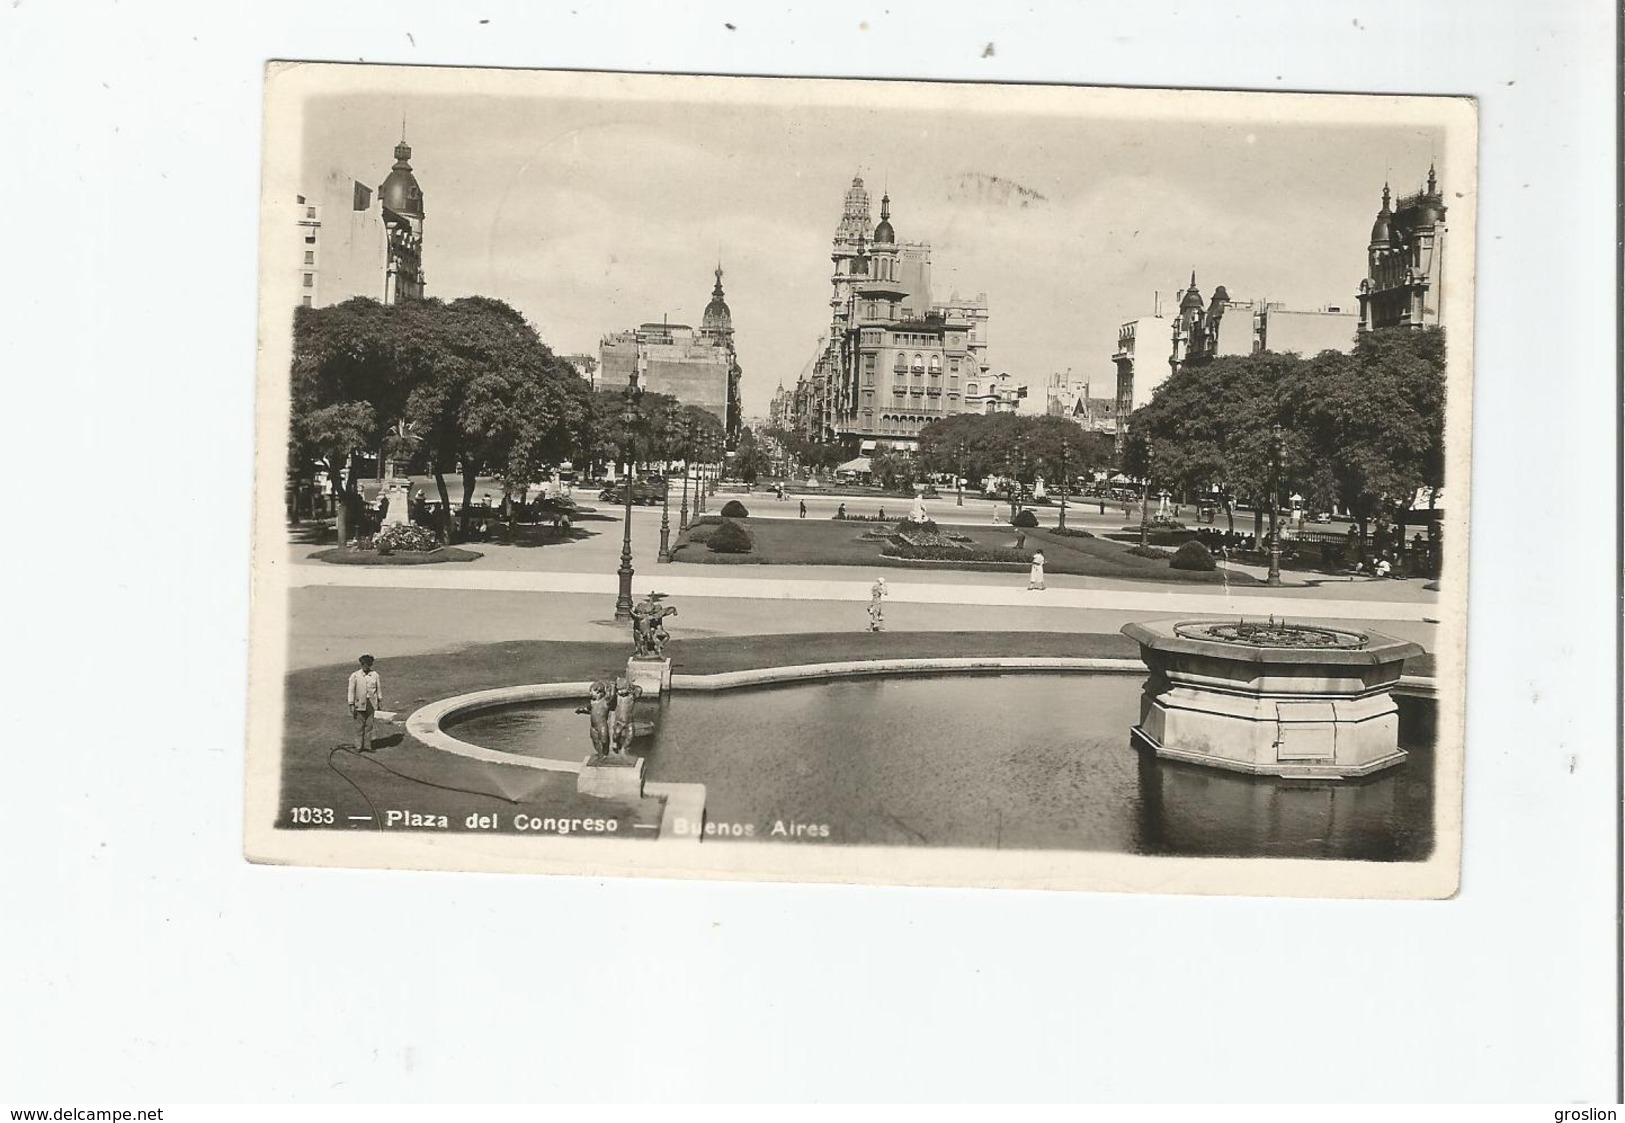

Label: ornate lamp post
[1267,422,1284,587]
[614,374,643,620]
[1139,436,1154,551]
[1057,436,1070,530]
[657,403,678,563]
[956,442,965,506]
[695,440,708,515]
[678,416,695,531]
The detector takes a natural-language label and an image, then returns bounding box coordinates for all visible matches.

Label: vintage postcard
[247,63,1474,896]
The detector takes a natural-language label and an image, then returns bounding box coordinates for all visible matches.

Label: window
[302,273,313,288]
[968,383,979,397]
[301,295,312,307]
[304,234,316,244]
[304,250,314,265]
[305,206,316,219]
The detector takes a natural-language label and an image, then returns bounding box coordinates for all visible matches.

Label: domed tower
[701,263,733,344]
[1368,182,1394,249]
[377,132,425,303]
[855,193,908,318]
[700,264,743,448]
[1171,271,1208,370]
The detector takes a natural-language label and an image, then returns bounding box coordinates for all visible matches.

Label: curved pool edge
[403,658,1438,842]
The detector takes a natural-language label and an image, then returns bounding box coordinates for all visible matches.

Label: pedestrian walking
[837,503,847,519]
[346,654,383,753]
[1028,550,1046,590]
[867,577,888,632]
[799,499,807,519]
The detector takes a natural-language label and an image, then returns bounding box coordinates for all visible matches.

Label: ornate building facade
[789,175,993,453]
[1357,166,1448,331]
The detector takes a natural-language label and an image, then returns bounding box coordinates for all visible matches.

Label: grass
[310,546,484,565]
[669,518,1259,585]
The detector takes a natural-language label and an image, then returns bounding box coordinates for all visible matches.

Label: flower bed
[884,541,1030,564]
[373,523,442,555]
[1126,544,1172,560]
[1047,526,1094,539]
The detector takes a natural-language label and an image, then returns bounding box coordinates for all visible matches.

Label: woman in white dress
[1028,550,1046,591]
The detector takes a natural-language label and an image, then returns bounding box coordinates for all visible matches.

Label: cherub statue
[611,675,644,754]
[574,679,616,758]
[630,592,679,659]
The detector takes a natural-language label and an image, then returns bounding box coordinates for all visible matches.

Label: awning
[858,440,877,453]
[835,456,872,474]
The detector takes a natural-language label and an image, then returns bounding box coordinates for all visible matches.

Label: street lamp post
[614,375,643,620]
[678,419,694,531]
[657,405,677,564]
[956,442,965,507]
[1058,438,1070,530]
[1139,436,1154,552]
[1267,423,1284,587]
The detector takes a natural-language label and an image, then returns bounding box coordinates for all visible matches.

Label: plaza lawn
[668,518,1260,585]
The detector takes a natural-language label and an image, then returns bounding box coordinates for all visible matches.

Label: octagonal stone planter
[1121,619,1424,780]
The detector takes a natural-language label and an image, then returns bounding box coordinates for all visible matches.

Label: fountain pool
[444,672,1435,860]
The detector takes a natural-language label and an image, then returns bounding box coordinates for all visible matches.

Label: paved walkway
[284,556,1438,623]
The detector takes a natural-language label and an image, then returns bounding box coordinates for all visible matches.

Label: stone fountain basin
[1121,619,1425,779]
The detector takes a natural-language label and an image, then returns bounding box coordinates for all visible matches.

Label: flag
[353,181,372,211]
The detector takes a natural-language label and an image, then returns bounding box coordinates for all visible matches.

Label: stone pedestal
[382,480,411,526]
[1122,619,1423,780]
[626,657,672,697]
[576,755,646,799]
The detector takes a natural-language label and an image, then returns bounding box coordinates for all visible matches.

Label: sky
[300,79,1446,419]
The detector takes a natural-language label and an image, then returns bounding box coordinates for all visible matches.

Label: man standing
[347,654,383,753]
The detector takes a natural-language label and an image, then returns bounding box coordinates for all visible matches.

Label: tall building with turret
[790,175,990,452]
[1358,166,1448,331]
[296,132,426,307]
[377,136,425,304]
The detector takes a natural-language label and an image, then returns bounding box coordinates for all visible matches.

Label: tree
[1298,326,1445,553]
[731,426,772,484]
[290,298,416,543]
[291,296,590,541]
[1127,350,1306,535]
[916,413,1116,495]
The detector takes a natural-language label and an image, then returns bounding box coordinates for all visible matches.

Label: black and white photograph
[246,64,1474,896]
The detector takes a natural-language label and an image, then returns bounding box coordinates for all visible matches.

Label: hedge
[719,500,750,518]
[1011,509,1039,528]
[706,518,754,553]
[1170,540,1217,571]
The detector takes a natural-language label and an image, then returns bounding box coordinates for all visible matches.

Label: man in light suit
[346,654,384,753]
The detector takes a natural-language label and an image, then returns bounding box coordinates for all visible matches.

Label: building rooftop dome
[1369,182,1393,246]
[1179,272,1204,311]
[702,264,732,336]
[873,192,895,244]
[378,137,424,218]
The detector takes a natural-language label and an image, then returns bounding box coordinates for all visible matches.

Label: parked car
[599,479,666,506]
